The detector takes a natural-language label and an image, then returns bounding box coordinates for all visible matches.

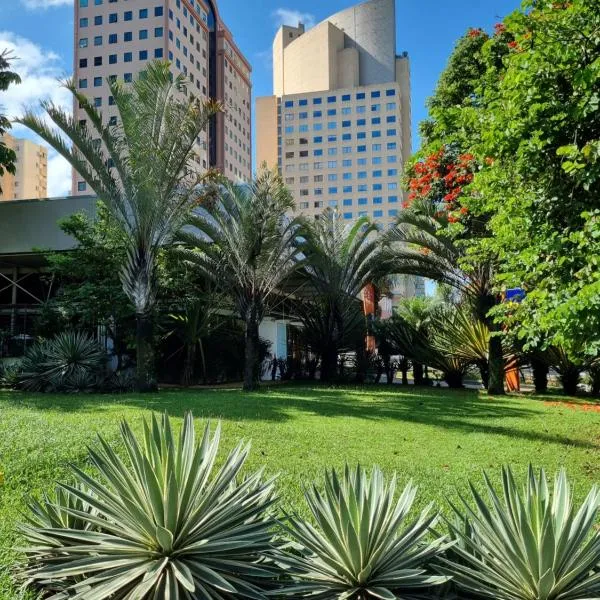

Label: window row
[284,126,398,137]
[78,29,163,47]
[284,110,397,120]
[296,183,399,194]
[79,2,162,18]
[284,89,396,107]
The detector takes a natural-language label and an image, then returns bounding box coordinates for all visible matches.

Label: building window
[155,27,164,37]
[284,100,293,108]
[388,182,398,190]
[124,32,133,42]
[387,129,397,136]
[358,171,367,179]
[327,135,337,142]
[109,33,117,44]
[386,102,396,110]
[343,199,352,206]
[313,97,322,105]
[299,99,308,106]
[327,95,336,103]
[94,35,102,46]
[79,38,88,48]
[124,73,133,82]
[299,112,308,119]
[357,145,366,153]
[358,198,367,206]
[386,88,396,96]
[109,116,117,126]
[155,5,164,16]
[78,181,87,191]
[94,56,102,66]
[342,133,351,141]
[124,52,132,62]
[109,12,118,23]
[94,15,102,25]
[344,212,353,219]
[154,48,163,58]
[388,169,398,176]
[342,94,351,102]
[372,131,382,138]
[314,149,323,156]
[386,115,396,123]
[342,120,351,128]
[139,29,148,40]
[373,183,383,191]
[388,195,398,203]
[313,136,322,143]
[371,104,380,112]
[374,210,383,218]
[93,97,102,107]
[80,17,88,27]
[124,10,132,21]
[80,0,88,6]
[327,122,337,130]
[93,76,102,87]
[372,117,381,125]
[139,8,148,18]
[139,50,148,60]
[313,123,323,131]
[79,58,87,68]
[328,148,337,156]
[373,197,383,204]
[79,78,88,88]
[342,159,352,167]
[109,54,117,64]
[371,90,381,98]
[327,108,336,116]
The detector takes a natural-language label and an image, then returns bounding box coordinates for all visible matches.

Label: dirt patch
[544,401,600,413]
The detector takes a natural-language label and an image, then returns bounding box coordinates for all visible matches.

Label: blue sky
[0,0,520,195]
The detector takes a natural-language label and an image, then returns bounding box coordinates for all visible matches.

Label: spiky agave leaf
[441,465,600,600]
[20,413,279,599]
[277,464,451,599]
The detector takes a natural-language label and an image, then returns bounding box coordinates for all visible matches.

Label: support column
[10,267,17,335]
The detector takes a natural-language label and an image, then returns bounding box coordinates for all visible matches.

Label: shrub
[441,465,600,600]
[277,465,450,599]
[21,413,279,598]
[19,331,106,392]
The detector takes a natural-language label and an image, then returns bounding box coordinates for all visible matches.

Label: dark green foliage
[19,331,107,392]
[0,50,21,193]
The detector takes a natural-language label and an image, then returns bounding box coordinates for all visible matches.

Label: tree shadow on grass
[0,383,597,450]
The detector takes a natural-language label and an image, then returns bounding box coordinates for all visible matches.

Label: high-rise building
[0,133,48,201]
[72,0,251,196]
[256,0,423,297]
[256,0,411,229]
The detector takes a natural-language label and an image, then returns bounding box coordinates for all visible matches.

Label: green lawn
[0,383,599,598]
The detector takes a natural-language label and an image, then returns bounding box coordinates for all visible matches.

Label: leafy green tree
[177,170,301,391]
[470,0,600,363]
[18,62,220,391]
[296,210,384,382]
[0,50,21,194]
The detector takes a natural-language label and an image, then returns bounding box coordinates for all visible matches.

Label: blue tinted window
[388,169,398,176]
[285,126,293,133]
[155,6,164,16]
[371,117,381,125]
[358,171,367,179]
[313,123,323,131]
[373,197,383,204]
[358,184,367,191]
[357,119,366,126]
[313,110,322,118]
[284,100,293,108]
[328,187,338,194]
[357,132,366,140]
[299,125,309,132]
[124,32,132,41]
[94,15,102,25]
[373,183,383,190]
[342,94,351,101]
[371,90,381,98]
[139,50,148,60]
[314,149,323,156]
[388,182,398,190]
[327,135,337,142]
[342,159,352,166]
[80,17,88,26]
[124,52,132,62]
[372,131,381,138]
[109,54,117,64]
[386,115,396,123]
[327,95,336,103]
[374,210,383,217]
[155,27,163,37]
[356,92,365,100]
[388,209,398,216]
[313,97,322,105]
[139,8,148,18]
[79,78,88,88]
[80,0,88,6]
[154,48,163,58]
[386,88,396,96]
[387,142,397,150]
[343,185,352,192]
[299,112,308,119]
[124,10,132,20]
[343,199,352,206]
[329,200,338,208]
[388,195,398,203]
[78,181,87,191]
[373,170,382,177]
[139,29,148,39]
[357,145,366,153]
[344,212,353,219]
[387,129,397,136]
[343,173,352,181]
[358,198,367,205]
[94,97,102,107]
[93,76,102,86]
[124,73,132,82]
[342,120,351,128]
[342,133,351,140]
[313,136,322,143]
[327,109,336,116]
[94,35,102,45]
[371,104,380,112]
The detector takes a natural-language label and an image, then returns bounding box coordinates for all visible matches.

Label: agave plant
[442,465,600,600]
[277,465,450,599]
[21,413,279,599]
[19,330,106,392]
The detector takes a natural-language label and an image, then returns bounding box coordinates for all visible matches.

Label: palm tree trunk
[243,305,260,391]
[413,362,424,385]
[320,346,338,382]
[487,334,505,395]
[136,312,157,392]
[531,357,549,393]
[182,342,196,387]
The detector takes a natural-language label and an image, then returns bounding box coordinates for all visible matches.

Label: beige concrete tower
[0,133,48,201]
[72,0,251,196]
[256,0,423,297]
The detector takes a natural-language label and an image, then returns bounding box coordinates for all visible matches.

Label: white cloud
[21,0,73,9]
[0,31,73,198]
[272,8,316,29]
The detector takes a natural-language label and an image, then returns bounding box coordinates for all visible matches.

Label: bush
[21,413,280,598]
[277,465,450,598]
[19,331,106,392]
[441,465,600,600]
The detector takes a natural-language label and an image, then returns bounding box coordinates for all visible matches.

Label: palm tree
[383,199,505,394]
[176,170,301,391]
[17,61,221,391]
[296,210,384,382]
[0,50,21,194]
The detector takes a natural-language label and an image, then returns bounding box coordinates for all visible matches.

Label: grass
[0,383,599,598]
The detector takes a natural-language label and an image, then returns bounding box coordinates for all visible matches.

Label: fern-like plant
[441,465,600,600]
[277,465,450,599]
[21,413,279,599]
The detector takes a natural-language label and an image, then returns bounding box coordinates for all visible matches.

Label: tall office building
[72,0,251,196]
[0,133,48,201]
[256,0,423,297]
